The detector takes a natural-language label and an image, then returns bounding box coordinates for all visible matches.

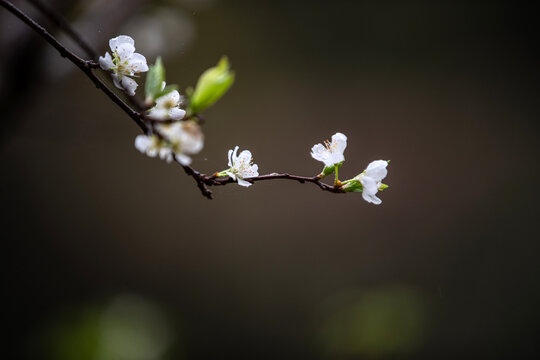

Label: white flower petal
[134,135,151,153]
[169,108,186,121]
[237,150,253,162]
[130,53,148,72]
[111,74,122,90]
[360,176,383,204]
[159,147,171,160]
[99,52,114,70]
[365,160,388,182]
[329,152,344,166]
[310,143,326,162]
[362,190,382,205]
[332,132,347,154]
[109,35,134,51]
[232,146,239,163]
[360,176,378,195]
[175,153,192,166]
[115,42,135,61]
[237,178,252,187]
[147,107,169,121]
[155,90,180,108]
[121,76,138,96]
[227,149,233,167]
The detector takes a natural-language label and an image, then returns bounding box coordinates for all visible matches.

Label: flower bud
[189,56,235,114]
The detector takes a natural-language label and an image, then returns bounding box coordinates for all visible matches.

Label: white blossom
[134,121,203,165]
[224,146,259,187]
[99,35,148,96]
[359,160,388,205]
[310,132,347,167]
[156,120,204,165]
[135,134,161,158]
[147,89,186,121]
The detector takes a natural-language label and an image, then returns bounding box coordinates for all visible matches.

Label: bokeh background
[1,0,539,359]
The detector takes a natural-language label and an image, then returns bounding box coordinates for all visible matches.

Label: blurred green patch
[35,294,177,360]
[318,287,428,358]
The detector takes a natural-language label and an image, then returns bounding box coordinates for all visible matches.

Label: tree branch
[200,173,343,193]
[26,0,98,60]
[1,0,344,199]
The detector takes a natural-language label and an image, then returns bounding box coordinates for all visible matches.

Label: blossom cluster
[310,132,390,204]
[99,35,390,203]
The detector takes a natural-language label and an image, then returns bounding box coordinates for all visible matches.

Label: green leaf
[189,56,235,114]
[145,57,165,103]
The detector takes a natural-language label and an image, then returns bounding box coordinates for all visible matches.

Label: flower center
[323,139,337,153]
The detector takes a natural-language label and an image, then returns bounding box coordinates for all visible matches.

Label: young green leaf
[145,57,165,104]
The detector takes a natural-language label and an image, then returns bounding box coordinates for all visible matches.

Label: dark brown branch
[1,0,345,199]
[25,0,98,60]
[198,172,343,193]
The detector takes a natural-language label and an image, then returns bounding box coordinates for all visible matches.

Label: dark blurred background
[1,0,539,359]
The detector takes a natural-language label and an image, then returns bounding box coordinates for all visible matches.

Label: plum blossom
[310,132,347,168]
[99,35,148,96]
[146,88,186,121]
[156,121,204,165]
[134,134,176,162]
[134,121,203,165]
[359,160,389,205]
[135,134,160,157]
[221,146,259,187]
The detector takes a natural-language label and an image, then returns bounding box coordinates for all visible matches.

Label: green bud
[378,183,389,191]
[189,56,235,114]
[145,57,165,104]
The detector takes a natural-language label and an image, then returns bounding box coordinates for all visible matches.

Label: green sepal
[342,179,363,192]
[145,57,165,103]
[189,56,235,115]
[319,161,343,178]
[378,183,389,191]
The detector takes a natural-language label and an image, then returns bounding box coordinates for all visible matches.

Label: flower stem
[334,166,339,185]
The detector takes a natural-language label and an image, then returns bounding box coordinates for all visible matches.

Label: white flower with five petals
[99,35,148,96]
[221,146,259,187]
[146,89,186,121]
[134,121,203,165]
[310,132,347,168]
[156,121,204,165]
[359,160,388,205]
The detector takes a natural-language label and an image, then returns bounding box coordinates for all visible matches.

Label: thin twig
[201,173,343,193]
[1,0,344,199]
[25,0,98,59]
